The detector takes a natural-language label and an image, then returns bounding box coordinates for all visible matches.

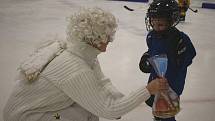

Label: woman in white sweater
[3,7,168,121]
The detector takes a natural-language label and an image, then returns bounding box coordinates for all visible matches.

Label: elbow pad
[139,52,152,73]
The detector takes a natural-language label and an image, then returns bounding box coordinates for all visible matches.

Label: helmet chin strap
[152,25,175,37]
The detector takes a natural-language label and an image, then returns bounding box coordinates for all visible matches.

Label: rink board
[202,2,215,9]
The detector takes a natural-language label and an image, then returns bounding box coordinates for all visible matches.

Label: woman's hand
[146,77,168,95]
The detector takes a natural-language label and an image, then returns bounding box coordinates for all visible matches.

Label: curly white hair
[66,7,118,46]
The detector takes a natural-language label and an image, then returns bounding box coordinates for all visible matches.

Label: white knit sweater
[3,43,150,121]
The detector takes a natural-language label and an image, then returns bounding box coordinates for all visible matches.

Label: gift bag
[148,54,180,118]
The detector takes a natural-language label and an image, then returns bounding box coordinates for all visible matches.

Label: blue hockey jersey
[146,27,196,96]
[139,27,196,108]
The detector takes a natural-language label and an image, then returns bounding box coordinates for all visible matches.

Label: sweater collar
[66,43,101,66]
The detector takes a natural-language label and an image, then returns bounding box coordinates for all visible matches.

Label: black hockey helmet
[145,0,180,31]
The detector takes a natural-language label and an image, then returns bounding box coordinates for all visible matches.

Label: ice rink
[0,0,215,121]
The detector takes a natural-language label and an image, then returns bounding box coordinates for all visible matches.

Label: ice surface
[0,0,215,121]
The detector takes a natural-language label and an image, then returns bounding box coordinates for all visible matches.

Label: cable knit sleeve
[92,59,124,99]
[42,51,150,119]
[101,77,124,99]
[58,70,150,119]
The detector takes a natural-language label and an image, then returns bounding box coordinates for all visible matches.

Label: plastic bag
[148,54,180,118]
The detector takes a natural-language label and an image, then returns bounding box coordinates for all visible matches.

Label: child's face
[150,17,170,32]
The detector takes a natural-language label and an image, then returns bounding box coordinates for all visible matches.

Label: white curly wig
[66,7,118,47]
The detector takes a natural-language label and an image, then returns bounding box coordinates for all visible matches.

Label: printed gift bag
[148,54,180,118]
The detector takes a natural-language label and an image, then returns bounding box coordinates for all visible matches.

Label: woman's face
[150,17,170,32]
[92,35,112,52]
[97,41,109,52]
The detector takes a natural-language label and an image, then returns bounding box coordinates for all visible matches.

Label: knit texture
[42,46,151,119]
[3,44,150,121]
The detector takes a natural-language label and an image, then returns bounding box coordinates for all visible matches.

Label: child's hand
[146,78,169,95]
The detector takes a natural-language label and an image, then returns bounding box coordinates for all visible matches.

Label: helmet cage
[145,0,180,31]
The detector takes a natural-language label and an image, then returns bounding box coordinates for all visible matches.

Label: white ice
[0,0,215,121]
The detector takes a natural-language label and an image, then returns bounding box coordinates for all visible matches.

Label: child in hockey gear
[178,0,190,21]
[140,0,196,120]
